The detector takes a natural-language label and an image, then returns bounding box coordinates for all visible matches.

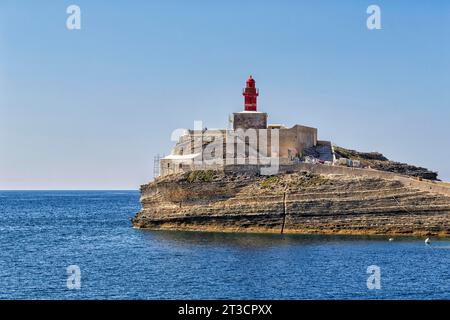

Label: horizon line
[0,189,140,191]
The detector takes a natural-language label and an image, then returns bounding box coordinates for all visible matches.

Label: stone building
[160,76,333,177]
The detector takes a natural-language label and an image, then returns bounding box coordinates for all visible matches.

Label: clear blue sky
[1,0,449,189]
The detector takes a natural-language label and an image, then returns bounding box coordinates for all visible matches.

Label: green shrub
[185,170,215,183]
[260,176,279,188]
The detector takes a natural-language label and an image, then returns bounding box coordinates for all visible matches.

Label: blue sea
[0,190,449,300]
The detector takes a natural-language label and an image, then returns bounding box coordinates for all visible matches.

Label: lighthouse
[232,75,267,130]
[243,75,259,111]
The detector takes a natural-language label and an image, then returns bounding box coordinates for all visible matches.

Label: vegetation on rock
[334,146,387,161]
[335,146,438,180]
[260,176,280,188]
[184,170,216,183]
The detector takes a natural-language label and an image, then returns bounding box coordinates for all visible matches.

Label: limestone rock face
[133,170,450,237]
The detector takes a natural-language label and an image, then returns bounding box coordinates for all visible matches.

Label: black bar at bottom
[0,300,448,317]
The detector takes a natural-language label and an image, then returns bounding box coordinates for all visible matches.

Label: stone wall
[279,125,317,157]
[232,112,267,130]
[160,159,193,176]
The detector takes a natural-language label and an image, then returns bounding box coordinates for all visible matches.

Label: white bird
[388,238,394,242]
[425,238,431,245]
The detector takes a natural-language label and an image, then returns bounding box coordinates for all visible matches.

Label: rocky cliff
[133,170,450,237]
[334,146,438,180]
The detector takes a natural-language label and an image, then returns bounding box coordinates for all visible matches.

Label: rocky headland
[133,163,450,237]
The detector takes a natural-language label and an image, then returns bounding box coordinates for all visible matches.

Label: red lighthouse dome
[246,75,255,86]
[242,75,259,111]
